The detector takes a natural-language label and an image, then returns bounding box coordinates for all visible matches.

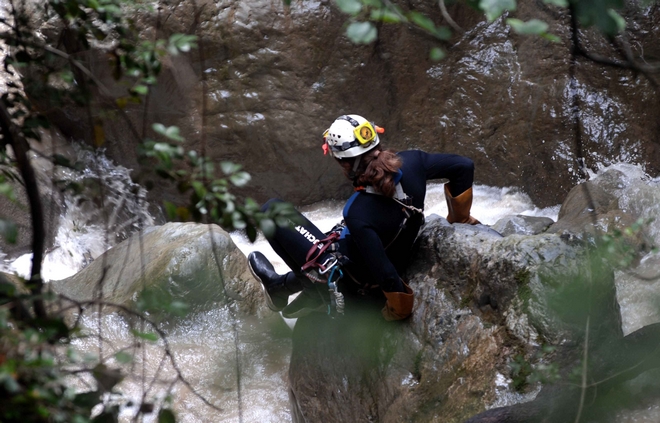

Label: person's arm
[403,150,475,195]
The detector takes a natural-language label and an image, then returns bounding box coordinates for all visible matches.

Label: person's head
[322,114,402,197]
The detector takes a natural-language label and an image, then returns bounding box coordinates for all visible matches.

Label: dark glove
[381,282,414,321]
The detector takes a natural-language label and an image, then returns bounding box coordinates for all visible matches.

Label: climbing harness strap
[300,230,346,315]
[359,172,424,250]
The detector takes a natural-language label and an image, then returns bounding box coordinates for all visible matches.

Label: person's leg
[250,199,333,314]
[260,199,330,271]
[439,156,481,225]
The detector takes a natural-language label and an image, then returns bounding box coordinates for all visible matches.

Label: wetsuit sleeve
[403,150,474,195]
[344,217,404,293]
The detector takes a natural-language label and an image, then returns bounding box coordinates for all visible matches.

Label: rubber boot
[248,252,304,311]
[381,282,414,321]
[444,185,481,225]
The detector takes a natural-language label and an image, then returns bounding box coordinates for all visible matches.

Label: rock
[288,217,621,423]
[288,167,660,422]
[50,222,270,318]
[492,215,555,236]
[34,2,660,210]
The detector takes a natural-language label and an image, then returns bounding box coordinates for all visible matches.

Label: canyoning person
[248,114,481,320]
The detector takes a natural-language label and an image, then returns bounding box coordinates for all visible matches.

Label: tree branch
[0,101,46,318]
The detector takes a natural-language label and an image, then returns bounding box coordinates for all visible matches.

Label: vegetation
[0,0,659,422]
[0,0,298,421]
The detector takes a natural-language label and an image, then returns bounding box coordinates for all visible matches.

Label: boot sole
[281,301,327,319]
[248,255,284,312]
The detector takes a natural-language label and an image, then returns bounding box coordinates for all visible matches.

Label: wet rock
[50,222,270,318]
[288,216,621,423]
[35,2,660,210]
[288,169,660,423]
[492,215,555,236]
[547,164,656,246]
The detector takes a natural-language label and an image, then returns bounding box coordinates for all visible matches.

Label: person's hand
[381,282,414,321]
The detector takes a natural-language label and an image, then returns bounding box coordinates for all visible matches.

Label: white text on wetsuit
[295,226,319,245]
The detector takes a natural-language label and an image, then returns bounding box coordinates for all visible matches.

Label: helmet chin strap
[349,155,362,184]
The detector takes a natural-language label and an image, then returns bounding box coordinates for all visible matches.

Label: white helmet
[323,114,382,159]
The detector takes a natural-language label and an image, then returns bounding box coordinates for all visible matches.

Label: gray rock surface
[492,215,555,236]
[288,218,620,423]
[50,222,269,317]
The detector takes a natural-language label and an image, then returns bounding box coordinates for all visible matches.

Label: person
[248,114,480,321]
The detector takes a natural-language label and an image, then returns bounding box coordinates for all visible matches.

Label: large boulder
[50,222,268,317]
[288,164,660,422]
[35,1,660,209]
[288,220,618,423]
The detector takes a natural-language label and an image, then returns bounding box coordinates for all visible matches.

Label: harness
[360,170,424,249]
[301,227,348,315]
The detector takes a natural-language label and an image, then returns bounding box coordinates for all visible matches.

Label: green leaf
[540,32,561,42]
[0,181,16,202]
[220,161,242,175]
[346,21,378,44]
[130,330,159,342]
[0,219,17,244]
[479,0,516,21]
[572,0,624,36]
[158,409,176,423]
[229,171,251,187]
[259,218,276,238]
[334,0,362,15]
[152,123,185,142]
[409,11,437,34]
[114,351,133,364]
[370,9,403,23]
[607,9,626,33]
[232,211,247,230]
[131,84,149,95]
[543,0,567,6]
[168,34,198,55]
[430,47,445,61]
[191,180,207,198]
[164,201,178,221]
[507,18,549,35]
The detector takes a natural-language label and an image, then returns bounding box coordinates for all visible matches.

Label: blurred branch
[0,102,46,319]
[568,3,659,89]
[438,0,463,34]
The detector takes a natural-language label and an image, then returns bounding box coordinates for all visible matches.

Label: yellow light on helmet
[353,121,377,145]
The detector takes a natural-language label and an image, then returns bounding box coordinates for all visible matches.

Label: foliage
[140,124,301,241]
[0,0,297,421]
[331,0,637,60]
[332,0,451,57]
[502,218,660,420]
[510,345,558,391]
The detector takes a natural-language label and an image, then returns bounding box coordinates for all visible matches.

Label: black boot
[248,251,304,311]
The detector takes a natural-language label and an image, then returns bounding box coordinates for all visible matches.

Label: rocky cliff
[36,0,660,211]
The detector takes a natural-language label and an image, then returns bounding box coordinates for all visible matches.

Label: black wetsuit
[262,150,474,295]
